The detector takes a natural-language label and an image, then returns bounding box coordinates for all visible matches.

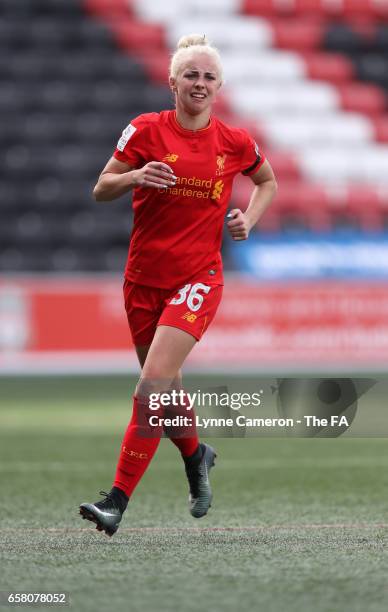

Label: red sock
[113,396,162,498]
[170,430,199,458]
[168,392,200,458]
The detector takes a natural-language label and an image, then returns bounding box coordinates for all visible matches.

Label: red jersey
[114,110,265,289]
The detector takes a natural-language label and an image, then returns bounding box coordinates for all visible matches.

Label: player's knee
[135,375,173,399]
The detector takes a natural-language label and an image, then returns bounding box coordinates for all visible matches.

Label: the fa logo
[216,154,226,175]
[163,153,179,162]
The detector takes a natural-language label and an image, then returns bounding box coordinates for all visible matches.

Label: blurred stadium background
[2,0,388,374]
[2,4,388,611]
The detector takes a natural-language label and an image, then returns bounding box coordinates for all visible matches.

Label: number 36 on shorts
[170,283,211,312]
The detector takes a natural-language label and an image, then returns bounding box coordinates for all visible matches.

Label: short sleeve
[240,130,265,176]
[113,115,149,167]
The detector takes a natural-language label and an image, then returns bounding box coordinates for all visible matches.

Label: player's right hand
[132,161,177,190]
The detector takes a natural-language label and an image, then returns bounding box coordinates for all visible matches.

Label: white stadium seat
[298,146,388,184]
[264,113,374,148]
[133,0,243,22]
[227,82,339,116]
[222,50,305,83]
[167,17,273,50]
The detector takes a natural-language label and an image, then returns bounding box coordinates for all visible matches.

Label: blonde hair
[169,34,223,84]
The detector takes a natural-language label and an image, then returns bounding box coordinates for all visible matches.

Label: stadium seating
[0,0,171,272]
[124,0,388,233]
[2,0,388,273]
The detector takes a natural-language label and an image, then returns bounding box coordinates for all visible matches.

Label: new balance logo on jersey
[211,180,224,200]
[163,153,179,162]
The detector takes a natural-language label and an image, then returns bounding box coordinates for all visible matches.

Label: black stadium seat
[0,82,24,111]
[0,0,84,18]
[324,23,388,93]
[27,19,116,52]
[2,55,67,80]
[375,25,388,53]
[323,24,367,54]
[0,0,171,271]
[355,55,388,89]
[0,180,19,212]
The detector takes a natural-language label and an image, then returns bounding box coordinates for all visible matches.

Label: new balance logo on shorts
[182,312,197,323]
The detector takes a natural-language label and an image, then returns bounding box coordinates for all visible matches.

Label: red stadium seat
[109,19,166,53]
[374,0,388,19]
[326,185,383,231]
[337,83,386,117]
[257,206,281,232]
[242,0,388,20]
[272,181,331,231]
[342,0,376,18]
[351,188,382,230]
[371,116,388,143]
[265,150,301,180]
[294,0,332,17]
[83,0,134,18]
[377,188,388,228]
[138,50,170,84]
[302,52,354,83]
[295,0,376,18]
[242,0,293,17]
[271,19,324,50]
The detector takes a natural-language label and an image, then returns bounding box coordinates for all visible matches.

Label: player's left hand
[226,209,251,241]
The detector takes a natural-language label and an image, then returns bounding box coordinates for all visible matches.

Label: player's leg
[135,346,200,458]
[79,284,163,535]
[135,325,217,519]
[80,327,200,534]
[122,279,222,518]
[134,344,151,368]
[137,325,196,383]
[79,282,220,533]
[152,282,223,517]
[156,280,223,472]
[111,327,196,500]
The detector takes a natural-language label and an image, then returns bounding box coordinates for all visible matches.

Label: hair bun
[169,33,223,83]
[177,34,209,49]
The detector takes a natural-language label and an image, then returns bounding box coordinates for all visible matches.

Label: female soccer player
[80,34,277,536]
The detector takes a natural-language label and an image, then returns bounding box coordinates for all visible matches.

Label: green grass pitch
[1,375,388,612]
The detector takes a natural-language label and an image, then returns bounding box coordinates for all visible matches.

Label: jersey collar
[169,110,216,138]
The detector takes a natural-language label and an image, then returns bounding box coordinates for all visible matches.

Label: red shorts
[123,278,223,346]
